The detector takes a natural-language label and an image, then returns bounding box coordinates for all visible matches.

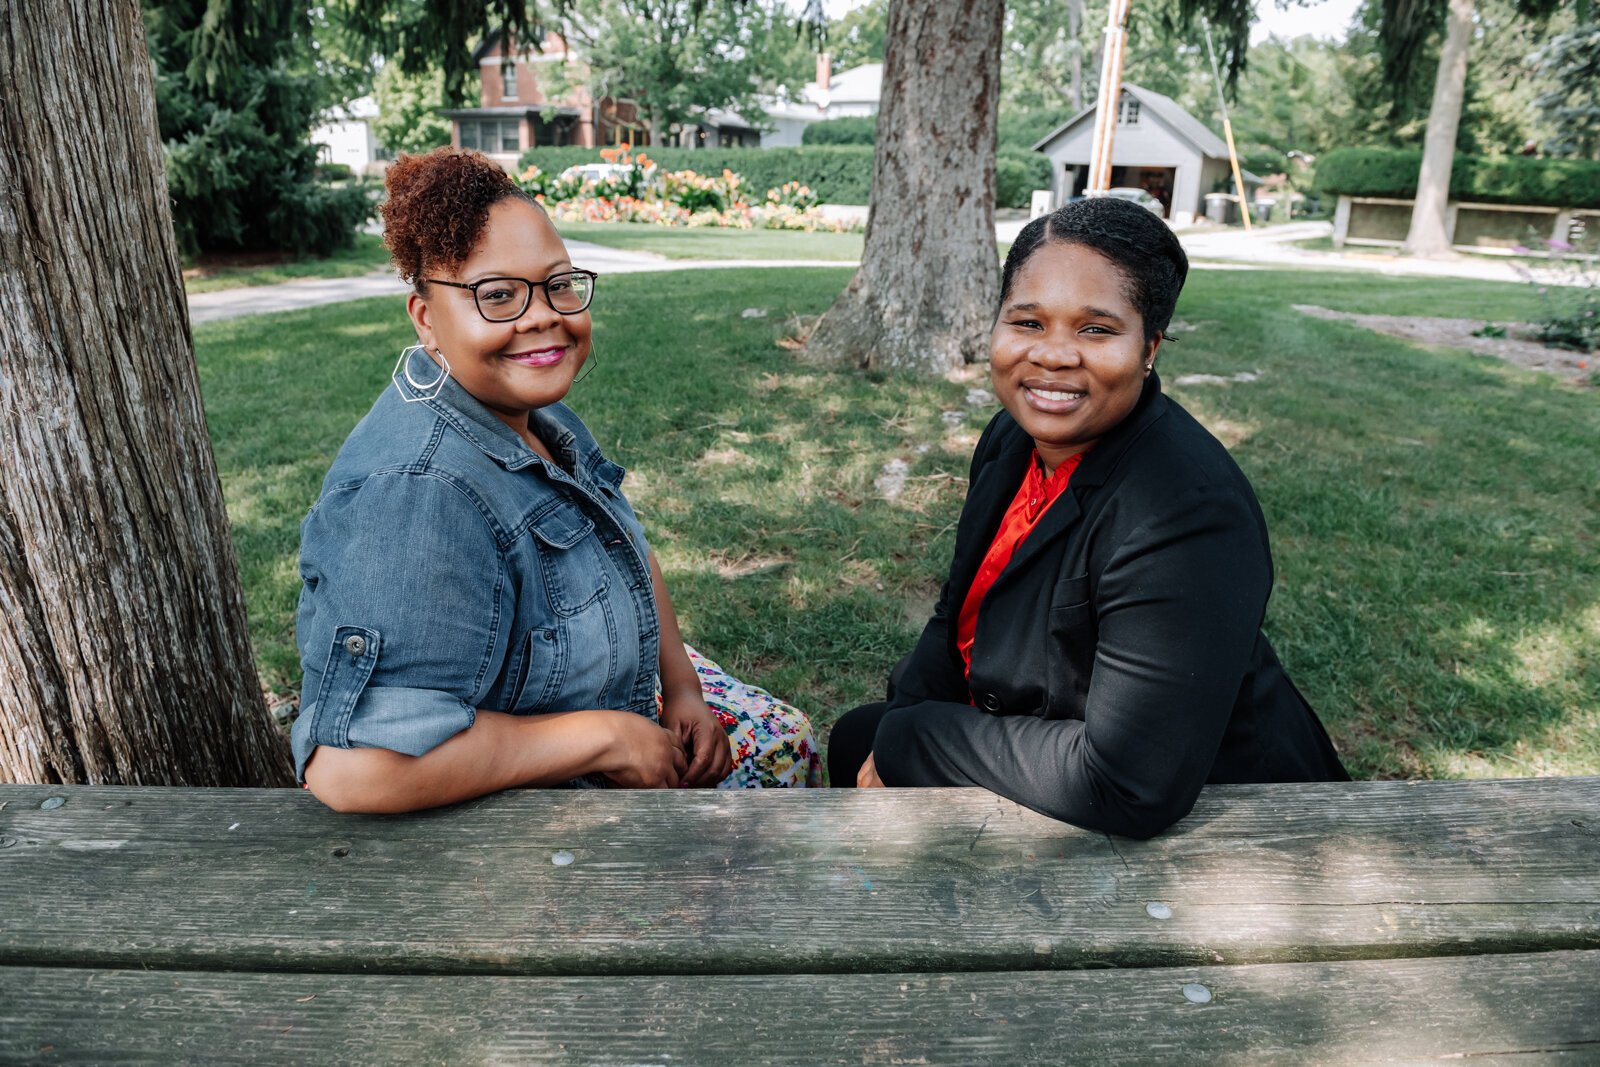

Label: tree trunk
[0,0,293,786]
[1403,0,1473,257]
[804,0,1006,373]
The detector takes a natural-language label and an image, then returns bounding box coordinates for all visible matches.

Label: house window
[502,60,517,99]
[1119,98,1141,125]
[459,119,521,153]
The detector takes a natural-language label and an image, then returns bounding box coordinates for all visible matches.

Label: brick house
[440,29,648,167]
[441,29,759,167]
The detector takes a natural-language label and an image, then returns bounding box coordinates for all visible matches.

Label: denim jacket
[290,348,659,782]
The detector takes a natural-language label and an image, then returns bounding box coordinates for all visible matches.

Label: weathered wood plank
[3,951,1598,1065]
[1,780,1597,975]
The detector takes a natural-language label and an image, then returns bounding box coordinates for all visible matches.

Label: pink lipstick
[505,347,565,367]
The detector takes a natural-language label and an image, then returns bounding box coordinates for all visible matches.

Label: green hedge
[801,116,877,145]
[996,149,1052,210]
[518,146,876,204]
[1316,147,1600,208]
[518,143,1053,208]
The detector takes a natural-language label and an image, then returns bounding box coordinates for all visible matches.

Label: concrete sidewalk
[187,239,859,324]
[189,222,1574,325]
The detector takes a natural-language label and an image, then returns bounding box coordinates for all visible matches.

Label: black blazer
[874,373,1348,838]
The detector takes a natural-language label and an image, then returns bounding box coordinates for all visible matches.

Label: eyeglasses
[424,268,597,321]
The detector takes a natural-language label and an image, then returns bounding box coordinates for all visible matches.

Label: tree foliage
[372,60,462,154]
[551,0,811,140]
[147,0,372,257]
[825,0,887,68]
[1530,21,1600,158]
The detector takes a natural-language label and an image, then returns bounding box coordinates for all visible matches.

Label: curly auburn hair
[381,148,535,289]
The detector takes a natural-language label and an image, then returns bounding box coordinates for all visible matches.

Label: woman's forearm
[648,551,701,700]
[303,709,624,813]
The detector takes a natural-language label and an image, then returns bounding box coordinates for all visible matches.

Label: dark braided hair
[999,197,1189,344]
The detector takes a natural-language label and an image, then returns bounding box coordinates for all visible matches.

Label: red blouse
[956,451,1083,681]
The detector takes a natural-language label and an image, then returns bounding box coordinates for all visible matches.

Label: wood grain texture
[2,951,1597,1065]
[0,0,292,786]
[1,779,1596,975]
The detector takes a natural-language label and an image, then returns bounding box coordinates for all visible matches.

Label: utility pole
[1202,16,1253,231]
[1084,0,1131,195]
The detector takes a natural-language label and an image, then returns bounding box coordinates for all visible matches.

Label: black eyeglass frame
[423,268,598,321]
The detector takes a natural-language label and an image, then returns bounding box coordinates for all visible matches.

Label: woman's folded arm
[873,485,1272,839]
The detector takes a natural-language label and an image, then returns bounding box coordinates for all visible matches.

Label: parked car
[559,162,651,184]
[1105,187,1165,215]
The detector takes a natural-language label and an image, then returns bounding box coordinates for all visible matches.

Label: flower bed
[519,145,860,233]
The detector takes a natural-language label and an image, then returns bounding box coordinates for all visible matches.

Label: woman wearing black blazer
[829,197,1347,839]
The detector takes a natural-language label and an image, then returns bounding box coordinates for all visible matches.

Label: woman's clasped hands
[604,692,733,789]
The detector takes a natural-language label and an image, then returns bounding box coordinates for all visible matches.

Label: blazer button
[980,692,1002,713]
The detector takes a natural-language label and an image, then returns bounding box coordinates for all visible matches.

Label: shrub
[263,181,374,256]
[315,161,355,182]
[519,145,876,204]
[1238,146,1290,179]
[995,149,1052,209]
[802,116,877,145]
[1315,147,1600,208]
[766,180,820,210]
[997,107,1074,153]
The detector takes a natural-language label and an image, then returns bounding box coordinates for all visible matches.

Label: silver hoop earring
[572,345,599,385]
[392,344,451,402]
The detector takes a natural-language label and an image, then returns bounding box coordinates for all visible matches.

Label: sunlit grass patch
[194,265,1598,780]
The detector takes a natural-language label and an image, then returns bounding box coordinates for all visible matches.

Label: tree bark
[1403,0,1474,257]
[0,0,293,785]
[804,0,1006,373]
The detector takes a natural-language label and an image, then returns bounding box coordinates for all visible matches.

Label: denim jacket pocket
[307,624,381,747]
[500,627,564,711]
[532,500,609,616]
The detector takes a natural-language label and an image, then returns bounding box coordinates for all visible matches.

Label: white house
[1032,85,1261,225]
[759,55,883,147]
[311,96,387,175]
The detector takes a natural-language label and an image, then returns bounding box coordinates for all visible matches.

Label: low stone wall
[1333,195,1598,256]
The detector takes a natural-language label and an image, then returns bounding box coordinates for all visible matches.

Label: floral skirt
[685,644,821,789]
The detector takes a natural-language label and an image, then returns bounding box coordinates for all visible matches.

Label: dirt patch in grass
[1294,305,1593,386]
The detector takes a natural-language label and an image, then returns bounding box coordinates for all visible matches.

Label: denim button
[344,635,367,657]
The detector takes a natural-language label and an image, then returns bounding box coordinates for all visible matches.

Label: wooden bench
[2,777,1597,1063]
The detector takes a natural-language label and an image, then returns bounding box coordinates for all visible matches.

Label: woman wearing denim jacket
[292,149,818,811]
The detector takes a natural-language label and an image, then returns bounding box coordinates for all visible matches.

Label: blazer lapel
[989,375,1170,591]
[947,438,1033,621]
[993,484,1084,588]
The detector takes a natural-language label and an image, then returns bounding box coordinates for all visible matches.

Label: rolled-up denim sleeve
[291,471,510,782]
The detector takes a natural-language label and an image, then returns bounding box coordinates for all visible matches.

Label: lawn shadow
[194,269,1599,779]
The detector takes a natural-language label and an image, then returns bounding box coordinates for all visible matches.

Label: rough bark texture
[805,0,1005,374]
[0,0,293,785]
[1403,0,1473,257]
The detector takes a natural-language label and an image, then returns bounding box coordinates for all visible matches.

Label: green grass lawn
[193,266,1599,781]
[555,220,866,261]
[183,233,392,293]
